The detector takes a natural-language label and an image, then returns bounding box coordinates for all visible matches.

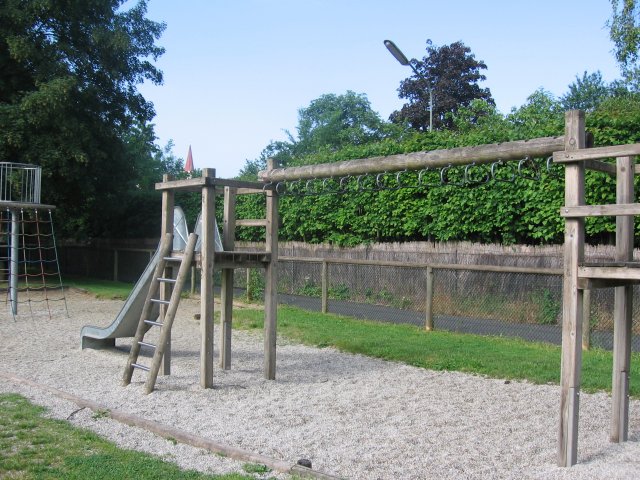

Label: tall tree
[0,0,165,238]
[561,71,612,111]
[390,40,494,131]
[294,91,391,156]
[609,0,640,88]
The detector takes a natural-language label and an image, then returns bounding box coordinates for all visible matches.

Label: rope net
[0,208,67,320]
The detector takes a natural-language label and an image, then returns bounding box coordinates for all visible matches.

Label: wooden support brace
[220,186,237,370]
[611,156,634,443]
[200,169,216,388]
[558,110,586,468]
[264,159,279,380]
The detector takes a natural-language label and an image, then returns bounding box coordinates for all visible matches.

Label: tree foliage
[610,0,640,88]
[295,91,392,156]
[561,71,612,111]
[390,40,494,131]
[0,0,166,238]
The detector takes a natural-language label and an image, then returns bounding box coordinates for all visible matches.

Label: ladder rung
[163,256,182,262]
[158,278,177,283]
[150,299,170,305]
[132,363,150,372]
[144,320,163,327]
[138,341,156,349]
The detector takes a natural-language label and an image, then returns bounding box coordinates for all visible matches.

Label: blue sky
[136,0,620,178]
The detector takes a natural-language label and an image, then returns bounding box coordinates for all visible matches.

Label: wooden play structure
[123,163,278,393]
[121,111,639,467]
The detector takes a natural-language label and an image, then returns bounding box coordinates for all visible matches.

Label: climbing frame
[153,167,278,388]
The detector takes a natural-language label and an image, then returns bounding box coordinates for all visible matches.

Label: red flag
[185,145,194,173]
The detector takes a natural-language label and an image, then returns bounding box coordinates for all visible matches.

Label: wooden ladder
[123,232,198,394]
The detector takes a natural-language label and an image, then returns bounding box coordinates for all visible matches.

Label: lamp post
[384,39,433,132]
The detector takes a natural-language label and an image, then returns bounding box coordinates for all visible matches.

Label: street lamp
[384,39,433,132]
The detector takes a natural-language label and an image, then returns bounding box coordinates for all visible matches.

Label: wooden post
[190,266,195,296]
[264,159,279,380]
[246,268,252,300]
[200,169,216,388]
[611,155,634,442]
[558,110,586,467]
[220,187,237,370]
[581,289,591,350]
[321,260,328,314]
[425,266,434,331]
[160,176,175,376]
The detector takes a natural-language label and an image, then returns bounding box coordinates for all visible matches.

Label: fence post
[113,249,118,282]
[582,289,591,350]
[321,260,328,314]
[246,268,251,300]
[425,266,434,331]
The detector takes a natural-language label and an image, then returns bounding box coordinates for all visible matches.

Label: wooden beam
[558,110,586,468]
[264,159,279,380]
[553,143,640,163]
[211,178,273,190]
[156,176,215,192]
[579,265,640,281]
[277,256,563,275]
[612,156,634,443]
[260,136,564,182]
[584,160,616,175]
[160,176,174,376]
[236,219,268,227]
[560,203,640,217]
[200,169,216,388]
[156,176,272,193]
[220,187,236,371]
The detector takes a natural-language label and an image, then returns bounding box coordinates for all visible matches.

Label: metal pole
[10,209,18,315]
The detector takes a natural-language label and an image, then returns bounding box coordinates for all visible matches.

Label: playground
[1,290,640,479]
[1,111,640,477]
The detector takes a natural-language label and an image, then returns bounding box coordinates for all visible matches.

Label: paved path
[277,293,629,351]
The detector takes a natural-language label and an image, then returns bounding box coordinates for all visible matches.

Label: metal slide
[80,245,162,349]
[80,206,192,349]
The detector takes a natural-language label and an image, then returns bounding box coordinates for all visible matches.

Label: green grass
[233,305,640,396]
[64,276,135,300]
[0,393,255,480]
[66,276,639,395]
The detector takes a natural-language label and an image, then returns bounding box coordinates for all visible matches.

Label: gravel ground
[1,290,640,479]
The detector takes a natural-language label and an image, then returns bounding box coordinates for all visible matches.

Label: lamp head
[384,39,410,66]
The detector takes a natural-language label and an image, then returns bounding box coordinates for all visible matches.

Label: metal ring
[517,157,541,181]
[546,155,562,178]
[490,160,515,183]
[441,164,465,186]
[464,162,490,186]
[275,182,287,195]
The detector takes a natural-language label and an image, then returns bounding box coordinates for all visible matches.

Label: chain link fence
[58,244,640,351]
[237,258,640,351]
